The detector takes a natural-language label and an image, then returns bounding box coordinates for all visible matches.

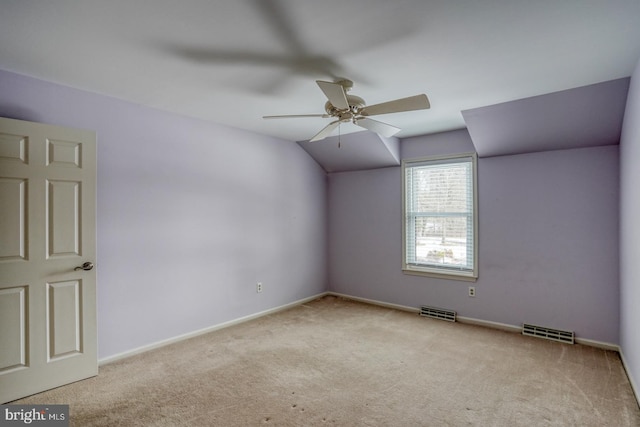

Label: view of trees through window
[406,161,472,269]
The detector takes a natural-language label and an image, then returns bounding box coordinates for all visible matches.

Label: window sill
[402,267,477,282]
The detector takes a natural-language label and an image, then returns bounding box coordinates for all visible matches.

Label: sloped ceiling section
[297,131,399,173]
[462,78,630,158]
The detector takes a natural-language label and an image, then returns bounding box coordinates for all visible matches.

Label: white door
[0,117,97,403]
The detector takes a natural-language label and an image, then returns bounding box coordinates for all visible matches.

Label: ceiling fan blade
[316,80,349,110]
[263,114,330,119]
[355,117,401,137]
[309,120,341,142]
[361,94,430,116]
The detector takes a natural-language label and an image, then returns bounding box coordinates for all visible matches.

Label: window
[402,153,477,280]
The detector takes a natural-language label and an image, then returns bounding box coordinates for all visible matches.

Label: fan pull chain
[338,124,341,148]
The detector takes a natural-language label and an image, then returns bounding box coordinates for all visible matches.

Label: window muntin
[402,154,477,280]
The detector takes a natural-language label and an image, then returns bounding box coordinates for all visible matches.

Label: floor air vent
[522,323,574,344]
[420,306,456,322]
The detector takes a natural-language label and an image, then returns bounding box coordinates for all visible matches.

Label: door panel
[47,180,81,258]
[47,139,82,168]
[0,117,97,403]
[0,286,28,372]
[47,280,83,359]
[0,132,28,163]
[0,178,28,260]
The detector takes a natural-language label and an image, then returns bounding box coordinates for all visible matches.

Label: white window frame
[402,153,478,281]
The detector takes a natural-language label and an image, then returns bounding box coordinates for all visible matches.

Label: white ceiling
[1,0,640,143]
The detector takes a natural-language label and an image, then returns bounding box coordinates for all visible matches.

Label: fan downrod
[334,79,353,91]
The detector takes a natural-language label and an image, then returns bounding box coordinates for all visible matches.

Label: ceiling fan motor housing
[324,94,366,119]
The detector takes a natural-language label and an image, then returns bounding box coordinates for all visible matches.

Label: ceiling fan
[263,79,431,141]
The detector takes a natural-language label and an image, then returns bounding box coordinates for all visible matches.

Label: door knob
[74,262,94,271]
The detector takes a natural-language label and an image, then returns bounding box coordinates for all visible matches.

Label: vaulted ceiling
[1,1,639,164]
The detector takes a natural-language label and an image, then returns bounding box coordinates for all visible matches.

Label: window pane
[412,216,470,268]
[403,154,477,278]
[410,163,471,214]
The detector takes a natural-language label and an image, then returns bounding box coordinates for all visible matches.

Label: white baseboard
[328,292,620,351]
[619,350,640,409]
[327,291,420,314]
[99,292,329,366]
[100,290,622,366]
[573,337,620,352]
[456,315,522,333]
[328,291,528,334]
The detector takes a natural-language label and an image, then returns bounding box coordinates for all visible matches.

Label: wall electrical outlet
[468,286,476,297]
[256,282,263,293]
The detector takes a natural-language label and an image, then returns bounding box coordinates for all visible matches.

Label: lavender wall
[620,58,640,394]
[0,70,328,360]
[329,129,620,344]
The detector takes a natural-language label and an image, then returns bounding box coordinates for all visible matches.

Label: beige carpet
[12,296,640,426]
